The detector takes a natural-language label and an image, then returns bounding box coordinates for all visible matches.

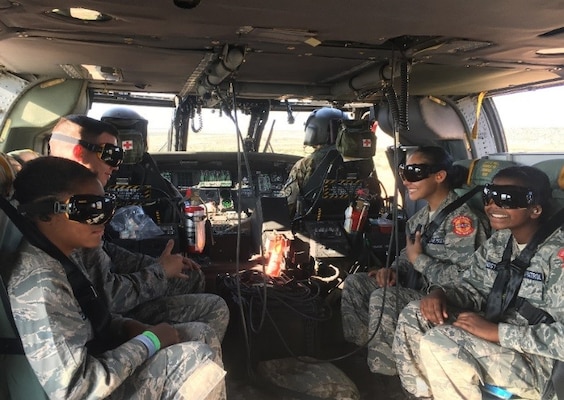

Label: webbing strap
[420,185,483,245]
[403,185,483,290]
[301,149,342,202]
[485,207,564,323]
[549,362,564,400]
[484,237,514,322]
[298,149,343,219]
[0,274,25,354]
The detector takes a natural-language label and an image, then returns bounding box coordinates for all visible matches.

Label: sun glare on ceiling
[50,8,112,22]
[536,48,564,56]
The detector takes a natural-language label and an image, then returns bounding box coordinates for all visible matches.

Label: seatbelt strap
[299,149,342,217]
[548,361,564,400]
[420,185,483,245]
[484,238,514,321]
[301,149,342,201]
[0,196,113,353]
[402,185,483,290]
[515,297,564,400]
[485,207,564,322]
[0,275,25,354]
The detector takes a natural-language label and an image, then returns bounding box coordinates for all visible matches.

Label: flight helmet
[303,107,348,146]
[101,107,149,151]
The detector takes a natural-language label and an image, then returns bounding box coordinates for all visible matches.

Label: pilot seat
[102,108,186,256]
[293,118,385,267]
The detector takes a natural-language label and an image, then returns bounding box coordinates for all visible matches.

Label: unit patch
[451,215,475,236]
[558,248,564,266]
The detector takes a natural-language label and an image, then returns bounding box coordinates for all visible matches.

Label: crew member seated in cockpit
[282,107,381,219]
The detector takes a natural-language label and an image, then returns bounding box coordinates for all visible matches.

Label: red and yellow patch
[451,215,475,237]
[558,249,564,266]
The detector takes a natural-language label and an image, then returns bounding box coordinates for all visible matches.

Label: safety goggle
[398,163,444,182]
[482,184,535,209]
[56,194,116,224]
[51,133,124,167]
[20,194,116,225]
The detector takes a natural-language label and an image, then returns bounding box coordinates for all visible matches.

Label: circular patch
[452,215,475,237]
[558,248,564,265]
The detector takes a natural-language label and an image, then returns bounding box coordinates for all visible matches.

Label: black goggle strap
[50,133,123,166]
[18,197,57,218]
[482,184,535,208]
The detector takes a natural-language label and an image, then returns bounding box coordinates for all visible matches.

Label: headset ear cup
[72,144,83,160]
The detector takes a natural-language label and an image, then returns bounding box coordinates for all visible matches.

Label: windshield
[89,103,309,155]
[89,102,397,197]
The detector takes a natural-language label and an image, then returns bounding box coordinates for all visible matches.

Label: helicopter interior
[2,1,564,399]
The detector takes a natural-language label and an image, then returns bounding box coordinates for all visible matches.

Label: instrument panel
[153,152,299,199]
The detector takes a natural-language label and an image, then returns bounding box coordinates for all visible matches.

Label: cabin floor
[208,260,409,400]
[224,352,408,400]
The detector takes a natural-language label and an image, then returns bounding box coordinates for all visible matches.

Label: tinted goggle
[482,184,535,209]
[51,133,124,167]
[20,194,116,225]
[398,163,444,182]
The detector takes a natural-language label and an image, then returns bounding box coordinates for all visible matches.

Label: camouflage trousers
[393,300,553,399]
[167,268,207,294]
[125,293,230,342]
[176,321,224,369]
[367,286,421,375]
[108,341,226,400]
[341,273,379,345]
[341,273,421,375]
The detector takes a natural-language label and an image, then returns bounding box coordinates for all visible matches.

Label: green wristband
[142,330,161,351]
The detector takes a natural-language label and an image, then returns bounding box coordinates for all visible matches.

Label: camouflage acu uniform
[282,145,336,216]
[74,241,229,342]
[5,241,226,400]
[341,191,490,375]
[393,228,564,399]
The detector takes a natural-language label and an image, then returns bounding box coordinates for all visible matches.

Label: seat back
[105,131,185,255]
[531,158,564,215]
[453,158,521,214]
[303,155,380,221]
[0,153,48,400]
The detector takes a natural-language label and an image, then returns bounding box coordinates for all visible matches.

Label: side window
[494,86,564,154]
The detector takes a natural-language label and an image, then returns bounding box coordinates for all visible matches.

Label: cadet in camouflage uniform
[342,146,490,375]
[394,165,562,399]
[49,114,205,294]
[75,242,229,343]
[6,156,226,399]
[49,115,229,344]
